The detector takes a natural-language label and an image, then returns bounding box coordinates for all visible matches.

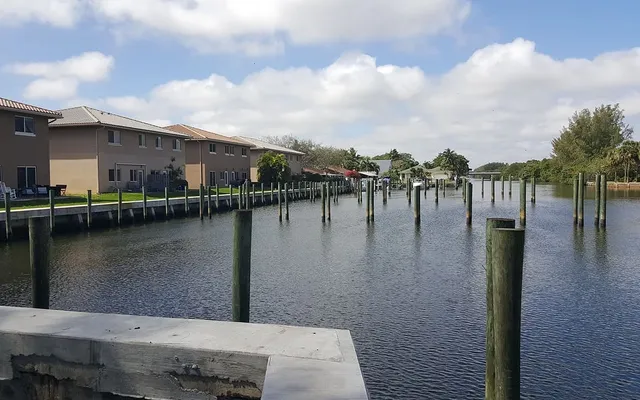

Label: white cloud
[0,0,83,28]
[80,39,640,166]
[5,52,115,100]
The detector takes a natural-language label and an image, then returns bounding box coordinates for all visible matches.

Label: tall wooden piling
[572,177,578,225]
[142,185,148,221]
[435,178,439,203]
[382,180,388,204]
[491,228,525,400]
[184,185,189,216]
[117,189,123,225]
[4,195,12,241]
[327,183,332,221]
[239,184,244,210]
[278,182,283,222]
[466,181,473,225]
[270,182,275,204]
[215,183,220,210]
[199,184,204,219]
[594,174,601,225]
[599,174,607,228]
[207,186,213,219]
[462,178,467,203]
[29,217,50,309]
[485,218,516,400]
[252,184,256,208]
[501,176,505,197]
[366,180,371,223]
[442,179,446,198]
[49,189,55,234]
[165,187,170,218]
[577,172,584,228]
[86,190,92,228]
[508,176,512,197]
[482,177,485,198]
[519,179,526,226]
[261,183,265,205]
[232,209,252,323]
[530,177,536,204]
[370,180,375,222]
[414,185,421,225]
[229,185,234,209]
[491,176,496,203]
[284,183,290,221]
[321,182,327,223]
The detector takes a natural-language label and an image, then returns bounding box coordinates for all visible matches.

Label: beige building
[232,136,304,182]
[164,124,252,187]
[49,106,189,194]
[0,97,62,191]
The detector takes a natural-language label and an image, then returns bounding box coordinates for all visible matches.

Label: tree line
[475,104,638,183]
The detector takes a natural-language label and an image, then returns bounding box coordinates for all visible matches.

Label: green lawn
[0,187,284,210]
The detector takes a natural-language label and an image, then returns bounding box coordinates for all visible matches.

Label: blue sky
[1,0,638,165]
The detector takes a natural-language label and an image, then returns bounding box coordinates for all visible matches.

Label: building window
[173,139,182,151]
[16,166,36,188]
[108,169,121,182]
[224,145,230,155]
[155,136,163,149]
[209,171,216,186]
[241,148,247,157]
[138,134,146,147]
[129,170,137,182]
[296,155,299,161]
[230,146,235,156]
[108,130,121,145]
[15,116,35,136]
[242,172,247,179]
[209,143,217,153]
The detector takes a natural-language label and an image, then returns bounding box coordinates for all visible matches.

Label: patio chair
[36,186,48,196]
[0,182,17,201]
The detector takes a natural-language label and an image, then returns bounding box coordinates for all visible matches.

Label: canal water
[1,183,639,399]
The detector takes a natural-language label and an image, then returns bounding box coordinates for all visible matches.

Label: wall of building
[0,110,51,189]
[185,140,251,186]
[49,127,98,194]
[248,149,303,182]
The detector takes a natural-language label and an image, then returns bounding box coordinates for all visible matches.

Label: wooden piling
[370,180,375,222]
[366,180,371,223]
[491,176,496,203]
[382,180,388,204]
[491,228,525,400]
[519,179,526,226]
[271,182,275,204]
[577,172,584,228]
[117,189,123,225]
[408,179,412,205]
[199,184,206,219]
[4,195,12,241]
[285,183,290,221]
[322,182,327,223]
[594,174,601,225]
[278,182,283,222]
[239,184,244,210]
[482,177,485,198]
[414,185,421,225]
[143,185,148,221]
[232,209,252,323]
[229,185,234,209]
[485,218,516,400]
[164,187,170,218]
[86,190,92,228]
[442,179,446,198]
[530,177,536,204]
[572,177,578,225]
[435,178,439,203]
[327,183,332,221]
[184,185,189,216]
[599,174,607,228]
[252,184,256,208]
[261,183,265,205]
[215,183,220,210]
[508,176,512,197]
[207,185,212,219]
[466,181,473,226]
[462,178,467,203]
[29,217,51,309]
[501,176,505,197]
[49,189,55,234]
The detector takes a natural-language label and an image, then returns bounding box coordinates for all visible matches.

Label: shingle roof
[49,106,188,137]
[233,136,305,155]
[164,124,249,146]
[0,97,62,118]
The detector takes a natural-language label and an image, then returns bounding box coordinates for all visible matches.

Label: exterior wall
[49,127,98,194]
[0,110,51,189]
[185,140,251,187]
[248,149,303,182]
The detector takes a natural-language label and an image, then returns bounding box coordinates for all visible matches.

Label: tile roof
[164,124,249,146]
[49,106,188,137]
[0,97,62,118]
[233,136,305,155]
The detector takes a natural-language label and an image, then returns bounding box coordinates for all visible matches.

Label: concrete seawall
[0,306,369,399]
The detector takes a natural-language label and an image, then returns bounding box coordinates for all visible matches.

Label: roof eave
[50,122,189,138]
[0,106,62,119]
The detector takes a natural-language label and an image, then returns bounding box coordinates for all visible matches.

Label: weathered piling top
[0,306,368,399]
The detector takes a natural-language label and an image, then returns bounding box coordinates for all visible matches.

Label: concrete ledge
[0,306,368,399]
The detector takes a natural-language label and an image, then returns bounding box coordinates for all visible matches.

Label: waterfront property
[49,106,190,194]
[233,136,305,181]
[164,124,252,187]
[0,97,62,193]
[399,166,452,182]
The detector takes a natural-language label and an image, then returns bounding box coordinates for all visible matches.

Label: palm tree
[609,141,640,182]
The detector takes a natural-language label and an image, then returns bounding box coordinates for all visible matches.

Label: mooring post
[462,178,467,203]
[442,179,446,198]
[49,189,55,234]
[435,178,439,204]
[366,180,371,223]
[4,195,12,241]
[232,209,252,323]
[501,175,505,198]
[485,218,516,400]
[239,184,244,210]
[519,179,526,226]
[143,185,148,221]
[481,176,485,198]
[327,183,332,221]
[594,174,601,225]
[408,179,412,205]
[271,182,275,204]
[577,172,584,228]
[229,184,234,209]
[261,183,265,205]
[117,189,123,225]
[370,180,375,222]
[424,179,428,198]
[165,187,170,218]
[29,217,51,309]
[572,177,578,225]
[508,176,512,197]
[321,182,327,223]
[382,180,388,204]
[278,182,283,222]
[215,183,220,210]
[207,185,212,219]
[466,181,473,226]
[414,185,421,225]
[599,174,607,228]
[184,185,190,216]
[252,184,256,208]
[491,176,496,203]
[284,182,290,221]
[531,177,536,204]
[86,190,92,228]
[491,227,525,400]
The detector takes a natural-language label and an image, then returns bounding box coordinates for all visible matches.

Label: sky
[1,0,639,168]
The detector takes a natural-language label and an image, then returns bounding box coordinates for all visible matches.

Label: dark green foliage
[257,151,291,183]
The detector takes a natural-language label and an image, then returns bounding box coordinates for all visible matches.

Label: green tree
[359,157,380,173]
[474,162,508,172]
[608,140,640,182]
[433,149,470,178]
[165,157,185,189]
[257,151,291,183]
[342,147,361,170]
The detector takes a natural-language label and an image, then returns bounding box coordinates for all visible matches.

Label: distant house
[232,136,305,181]
[49,106,189,194]
[399,166,452,182]
[372,160,392,175]
[164,124,252,187]
[0,97,62,192]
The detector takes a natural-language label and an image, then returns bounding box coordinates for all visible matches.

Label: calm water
[2,183,640,399]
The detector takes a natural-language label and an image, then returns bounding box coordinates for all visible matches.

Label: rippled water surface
[2,183,640,399]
